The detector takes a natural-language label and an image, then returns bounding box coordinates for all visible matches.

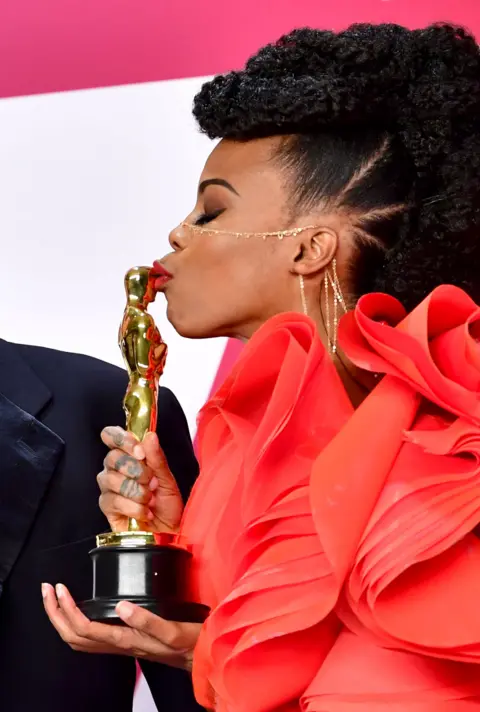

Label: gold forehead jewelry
[180,222,321,240]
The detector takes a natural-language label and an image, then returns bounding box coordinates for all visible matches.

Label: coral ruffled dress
[181,285,480,711]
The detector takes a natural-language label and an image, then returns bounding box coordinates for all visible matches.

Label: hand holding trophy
[78,266,207,624]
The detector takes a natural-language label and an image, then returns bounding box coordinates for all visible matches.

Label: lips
[152,261,173,291]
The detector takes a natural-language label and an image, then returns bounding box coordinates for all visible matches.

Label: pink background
[1,0,479,99]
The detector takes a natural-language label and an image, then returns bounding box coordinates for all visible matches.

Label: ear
[290,227,338,277]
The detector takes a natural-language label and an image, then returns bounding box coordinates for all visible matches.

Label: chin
[166,306,213,340]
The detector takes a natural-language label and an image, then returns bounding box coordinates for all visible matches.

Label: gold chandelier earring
[299,275,308,316]
[324,258,347,355]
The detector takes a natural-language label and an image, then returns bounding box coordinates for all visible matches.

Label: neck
[311,306,376,408]
[333,351,377,408]
[231,307,376,408]
[304,293,375,408]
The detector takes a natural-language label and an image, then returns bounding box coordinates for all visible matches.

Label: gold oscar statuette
[78,267,208,624]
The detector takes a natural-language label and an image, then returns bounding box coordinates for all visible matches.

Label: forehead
[200,137,286,195]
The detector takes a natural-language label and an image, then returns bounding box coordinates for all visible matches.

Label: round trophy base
[78,536,208,625]
[79,596,208,625]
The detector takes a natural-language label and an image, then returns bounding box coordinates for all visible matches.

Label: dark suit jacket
[0,339,203,712]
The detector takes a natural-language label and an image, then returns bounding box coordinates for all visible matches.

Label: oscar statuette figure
[79,266,207,624]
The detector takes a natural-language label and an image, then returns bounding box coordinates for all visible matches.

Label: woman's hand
[98,427,184,533]
[42,583,201,670]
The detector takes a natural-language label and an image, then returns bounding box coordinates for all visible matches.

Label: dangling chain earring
[324,258,347,355]
[299,275,308,316]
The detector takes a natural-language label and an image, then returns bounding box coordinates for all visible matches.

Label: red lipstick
[152,261,173,290]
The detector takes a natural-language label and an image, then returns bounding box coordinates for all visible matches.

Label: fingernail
[55,583,64,598]
[148,510,154,520]
[149,477,158,491]
[41,583,49,598]
[133,445,145,460]
[116,601,134,620]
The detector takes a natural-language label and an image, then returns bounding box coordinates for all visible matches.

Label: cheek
[164,240,272,338]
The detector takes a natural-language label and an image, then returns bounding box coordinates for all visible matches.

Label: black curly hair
[193,23,480,310]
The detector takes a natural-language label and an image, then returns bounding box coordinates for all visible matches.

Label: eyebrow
[198,178,240,196]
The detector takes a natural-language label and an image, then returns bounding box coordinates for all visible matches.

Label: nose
[168,223,187,252]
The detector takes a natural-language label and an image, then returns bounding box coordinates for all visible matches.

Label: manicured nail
[55,583,65,598]
[41,583,49,598]
[133,445,145,460]
[116,601,134,620]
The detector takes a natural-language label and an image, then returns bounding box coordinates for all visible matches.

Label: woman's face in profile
[155,137,304,341]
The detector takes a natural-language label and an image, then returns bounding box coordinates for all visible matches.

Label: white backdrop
[0,77,224,435]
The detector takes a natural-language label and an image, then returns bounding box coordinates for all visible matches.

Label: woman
[44,22,480,710]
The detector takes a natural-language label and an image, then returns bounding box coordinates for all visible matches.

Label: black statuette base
[78,544,209,625]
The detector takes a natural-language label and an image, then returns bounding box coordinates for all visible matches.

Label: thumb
[141,432,180,493]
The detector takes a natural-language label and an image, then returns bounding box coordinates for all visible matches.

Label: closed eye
[194,209,225,226]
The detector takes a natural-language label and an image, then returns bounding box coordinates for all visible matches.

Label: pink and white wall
[0,1,478,709]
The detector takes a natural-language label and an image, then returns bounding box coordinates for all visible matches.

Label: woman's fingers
[42,583,78,643]
[98,427,183,532]
[97,470,150,503]
[143,432,180,495]
[116,600,200,652]
[101,426,139,454]
[42,584,107,652]
[98,491,153,523]
[142,432,167,470]
[98,447,151,510]
[42,583,196,667]
[54,584,124,647]
[100,428,178,497]
[115,601,199,668]
[102,448,150,484]
[97,444,154,526]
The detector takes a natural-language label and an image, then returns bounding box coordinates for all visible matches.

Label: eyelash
[194,209,224,226]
